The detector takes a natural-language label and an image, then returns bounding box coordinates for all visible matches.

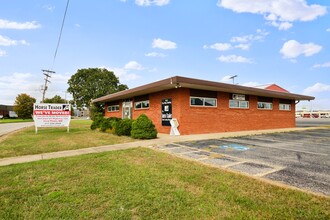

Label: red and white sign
[33,103,71,132]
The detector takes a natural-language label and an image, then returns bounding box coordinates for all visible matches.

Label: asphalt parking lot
[156,128,330,196]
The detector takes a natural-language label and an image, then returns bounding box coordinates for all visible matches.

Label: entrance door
[122,101,132,119]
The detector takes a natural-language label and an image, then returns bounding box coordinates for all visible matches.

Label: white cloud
[221,75,234,83]
[313,62,330,68]
[327,28,330,32]
[203,43,232,51]
[0,72,42,104]
[145,52,166,57]
[241,82,261,87]
[135,0,170,6]
[43,4,55,11]
[235,44,250,50]
[303,83,330,95]
[0,49,6,57]
[124,61,144,70]
[280,40,322,59]
[217,55,253,63]
[111,67,140,82]
[0,35,29,46]
[230,29,269,43]
[218,0,327,30]
[0,19,41,29]
[100,65,140,83]
[152,38,177,50]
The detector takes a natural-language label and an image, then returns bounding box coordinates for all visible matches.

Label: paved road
[296,118,330,127]
[0,122,34,136]
[157,128,330,196]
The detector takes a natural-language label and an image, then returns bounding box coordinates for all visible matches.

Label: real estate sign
[33,103,71,133]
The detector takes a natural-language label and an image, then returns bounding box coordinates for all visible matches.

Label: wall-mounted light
[175,83,181,88]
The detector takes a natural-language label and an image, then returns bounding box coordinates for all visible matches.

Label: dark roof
[93,76,314,103]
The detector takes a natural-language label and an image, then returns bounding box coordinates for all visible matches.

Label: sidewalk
[0,126,323,167]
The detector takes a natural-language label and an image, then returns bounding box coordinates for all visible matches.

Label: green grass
[0,148,329,219]
[0,118,33,124]
[0,120,133,158]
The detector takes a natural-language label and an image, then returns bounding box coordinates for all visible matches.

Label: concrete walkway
[0,126,323,167]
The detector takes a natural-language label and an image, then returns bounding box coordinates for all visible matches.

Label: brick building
[93,76,314,135]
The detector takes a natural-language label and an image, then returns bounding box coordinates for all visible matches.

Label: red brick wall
[104,88,296,135]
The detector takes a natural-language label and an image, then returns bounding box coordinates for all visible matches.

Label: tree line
[13,68,127,119]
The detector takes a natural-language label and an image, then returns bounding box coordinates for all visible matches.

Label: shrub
[90,114,105,130]
[114,119,133,136]
[100,117,120,132]
[131,114,157,139]
[90,103,104,121]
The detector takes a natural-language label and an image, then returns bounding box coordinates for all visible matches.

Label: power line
[41,0,70,101]
[52,0,70,69]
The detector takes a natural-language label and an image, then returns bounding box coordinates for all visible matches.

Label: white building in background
[296,110,330,118]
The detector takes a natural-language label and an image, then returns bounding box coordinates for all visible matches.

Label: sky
[0,0,329,110]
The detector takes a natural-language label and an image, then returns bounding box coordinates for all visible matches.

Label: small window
[135,100,150,109]
[258,102,273,110]
[107,105,119,112]
[190,97,217,107]
[279,104,291,111]
[229,100,249,109]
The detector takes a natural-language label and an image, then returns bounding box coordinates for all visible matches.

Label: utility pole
[41,69,55,103]
[229,75,238,84]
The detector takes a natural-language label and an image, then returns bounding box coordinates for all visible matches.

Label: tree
[43,95,66,103]
[67,68,128,107]
[13,93,36,119]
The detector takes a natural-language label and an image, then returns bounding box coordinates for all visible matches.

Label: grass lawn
[0,120,133,158]
[0,148,329,219]
[0,118,33,124]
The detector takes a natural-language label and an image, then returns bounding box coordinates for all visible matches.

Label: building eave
[92,76,315,103]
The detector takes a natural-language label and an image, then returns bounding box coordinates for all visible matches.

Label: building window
[107,105,119,112]
[258,102,273,110]
[135,100,150,109]
[279,99,292,111]
[279,104,291,111]
[190,97,217,107]
[229,100,249,109]
[229,93,249,109]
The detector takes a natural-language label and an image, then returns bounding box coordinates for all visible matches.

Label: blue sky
[0,0,329,110]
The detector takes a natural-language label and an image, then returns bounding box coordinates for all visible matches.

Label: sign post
[33,103,71,134]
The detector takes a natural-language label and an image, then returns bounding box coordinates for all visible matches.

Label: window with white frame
[107,105,119,112]
[135,100,149,109]
[258,102,273,109]
[229,100,249,109]
[229,93,249,109]
[257,96,273,110]
[190,97,217,107]
[279,104,291,111]
[279,99,292,111]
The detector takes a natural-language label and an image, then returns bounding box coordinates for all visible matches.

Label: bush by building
[99,117,120,132]
[131,114,157,139]
[114,119,133,136]
[90,113,105,130]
